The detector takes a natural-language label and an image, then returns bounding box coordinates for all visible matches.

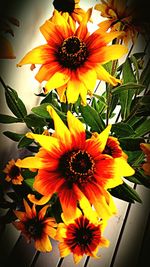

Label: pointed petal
[82,182,117,219]
[73,254,83,264]
[16,157,44,169]
[13,210,25,220]
[96,64,122,86]
[35,63,61,83]
[45,70,70,93]
[38,204,50,220]
[90,45,127,64]
[58,184,78,220]
[17,45,54,66]
[75,8,92,39]
[28,194,50,205]
[26,132,60,152]
[23,199,33,218]
[47,105,71,144]
[55,223,67,241]
[67,111,85,147]
[78,68,97,93]
[58,242,71,257]
[40,19,63,44]
[56,85,67,102]
[66,75,80,104]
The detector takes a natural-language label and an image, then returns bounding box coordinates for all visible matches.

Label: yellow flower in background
[140,143,150,176]
[0,16,19,59]
[17,8,127,105]
[3,159,23,185]
[55,208,109,264]
[13,199,57,252]
[51,0,86,31]
[95,0,138,45]
[16,106,134,221]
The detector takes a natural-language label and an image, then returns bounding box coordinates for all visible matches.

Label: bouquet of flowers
[0,0,150,266]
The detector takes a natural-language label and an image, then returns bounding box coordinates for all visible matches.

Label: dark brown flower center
[53,0,75,14]
[59,150,95,187]
[57,36,88,69]
[65,216,100,252]
[9,165,20,179]
[25,218,43,239]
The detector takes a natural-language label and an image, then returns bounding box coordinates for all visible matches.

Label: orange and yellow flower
[51,0,86,31]
[140,143,150,176]
[16,106,134,220]
[3,159,23,185]
[13,199,57,252]
[95,0,138,45]
[17,8,127,105]
[56,208,109,264]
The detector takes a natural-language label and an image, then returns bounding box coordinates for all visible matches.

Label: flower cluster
[0,0,150,265]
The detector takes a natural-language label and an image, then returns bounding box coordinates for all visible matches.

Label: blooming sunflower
[140,143,150,176]
[16,106,134,220]
[17,8,127,105]
[51,0,86,31]
[95,0,138,45]
[3,159,23,185]
[13,199,57,252]
[55,208,109,264]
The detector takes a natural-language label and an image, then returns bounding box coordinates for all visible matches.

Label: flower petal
[47,105,71,145]
[17,45,54,66]
[75,8,92,39]
[58,242,71,257]
[45,70,70,94]
[90,45,127,64]
[96,64,122,85]
[26,133,60,152]
[28,194,50,205]
[78,68,97,93]
[67,110,85,148]
[16,156,44,169]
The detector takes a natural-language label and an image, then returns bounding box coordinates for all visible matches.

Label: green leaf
[109,182,142,203]
[32,103,50,119]
[134,118,150,137]
[80,104,105,132]
[126,170,150,188]
[32,103,66,121]
[3,131,24,141]
[117,58,137,120]
[18,136,34,148]
[5,86,27,118]
[111,122,135,137]
[24,178,34,188]
[24,114,46,128]
[112,82,144,95]
[0,114,23,123]
[119,137,144,151]
[140,58,150,88]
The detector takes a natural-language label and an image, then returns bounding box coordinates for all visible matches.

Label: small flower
[52,0,86,31]
[140,143,150,176]
[16,106,134,220]
[17,9,127,105]
[13,199,57,252]
[0,16,19,59]
[56,208,109,264]
[95,0,138,45]
[103,136,128,159]
[3,159,23,185]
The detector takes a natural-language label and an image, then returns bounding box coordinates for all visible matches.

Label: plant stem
[29,251,40,267]
[56,257,64,267]
[84,256,90,267]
